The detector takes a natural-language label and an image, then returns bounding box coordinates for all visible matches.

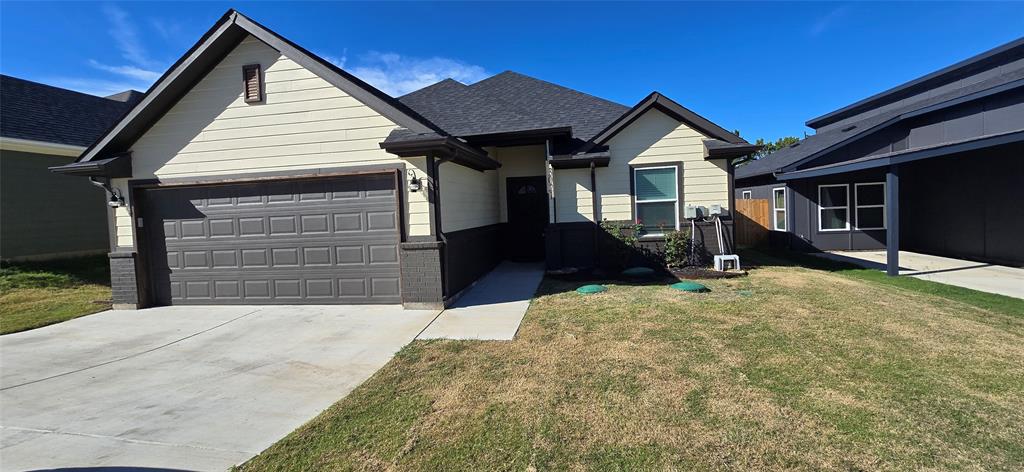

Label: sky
[1,1,1022,142]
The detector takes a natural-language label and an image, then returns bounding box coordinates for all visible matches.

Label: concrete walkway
[0,305,438,471]
[418,261,545,340]
[820,250,1024,299]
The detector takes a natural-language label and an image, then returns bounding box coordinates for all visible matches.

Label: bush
[663,230,709,268]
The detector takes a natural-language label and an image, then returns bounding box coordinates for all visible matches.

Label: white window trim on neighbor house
[818,184,850,232]
[741,190,752,199]
[772,187,786,231]
[854,182,886,230]
[633,165,680,236]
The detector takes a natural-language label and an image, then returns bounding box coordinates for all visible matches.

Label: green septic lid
[671,281,708,293]
[622,267,656,277]
[576,284,607,294]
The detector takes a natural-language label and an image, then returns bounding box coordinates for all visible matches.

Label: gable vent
[242,64,263,103]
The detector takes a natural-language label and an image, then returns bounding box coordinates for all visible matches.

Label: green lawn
[0,255,111,335]
[240,254,1024,471]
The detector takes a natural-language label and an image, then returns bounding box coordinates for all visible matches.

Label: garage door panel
[143,174,402,305]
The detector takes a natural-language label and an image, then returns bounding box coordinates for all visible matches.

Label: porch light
[407,170,422,192]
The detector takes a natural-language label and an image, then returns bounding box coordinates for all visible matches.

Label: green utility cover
[576,284,608,294]
[671,281,708,293]
[622,267,656,277]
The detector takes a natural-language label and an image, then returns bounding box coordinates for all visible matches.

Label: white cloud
[103,4,160,69]
[317,49,347,69]
[348,51,490,96]
[88,59,161,82]
[809,5,850,37]
[44,77,145,97]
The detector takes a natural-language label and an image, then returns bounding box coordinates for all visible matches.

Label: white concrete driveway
[0,305,438,471]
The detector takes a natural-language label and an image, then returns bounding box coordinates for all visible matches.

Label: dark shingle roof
[736,67,1024,180]
[399,71,629,143]
[0,75,139,148]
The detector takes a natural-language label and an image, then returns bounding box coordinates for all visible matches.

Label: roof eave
[380,137,500,171]
[49,153,132,177]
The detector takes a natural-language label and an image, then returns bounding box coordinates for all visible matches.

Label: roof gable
[581,92,747,153]
[77,9,442,163]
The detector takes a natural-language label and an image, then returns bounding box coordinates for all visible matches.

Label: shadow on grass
[0,254,110,290]
[739,247,1024,318]
[536,270,682,298]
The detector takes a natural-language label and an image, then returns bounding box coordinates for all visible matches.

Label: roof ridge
[0,74,130,104]
[471,70,628,108]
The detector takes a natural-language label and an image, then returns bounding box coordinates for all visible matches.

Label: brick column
[399,239,445,309]
[108,251,140,310]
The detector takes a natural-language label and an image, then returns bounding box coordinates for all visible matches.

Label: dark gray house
[0,75,139,260]
[736,37,1024,273]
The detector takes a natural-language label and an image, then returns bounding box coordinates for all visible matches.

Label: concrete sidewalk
[820,250,1024,299]
[418,262,545,340]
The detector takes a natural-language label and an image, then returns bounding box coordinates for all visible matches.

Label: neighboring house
[53,10,756,310]
[736,37,1024,273]
[0,75,140,261]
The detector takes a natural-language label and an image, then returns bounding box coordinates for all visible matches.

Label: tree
[734,135,801,166]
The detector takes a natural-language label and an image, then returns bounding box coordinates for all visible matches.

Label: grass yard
[0,255,111,335]
[240,253,1024,471]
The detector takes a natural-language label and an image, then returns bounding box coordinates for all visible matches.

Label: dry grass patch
[241,265,1024,471]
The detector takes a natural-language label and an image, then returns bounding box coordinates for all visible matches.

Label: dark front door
[506,176,549,261]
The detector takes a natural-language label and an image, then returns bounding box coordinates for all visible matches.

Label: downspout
[428,152,452,298]
[591,160,599,267]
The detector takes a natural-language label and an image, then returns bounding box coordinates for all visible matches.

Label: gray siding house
[736,37,1024,272]
[0,75,139,260]
[52,10,756,310]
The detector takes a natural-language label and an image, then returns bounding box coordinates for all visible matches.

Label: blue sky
[2,2,1022,141]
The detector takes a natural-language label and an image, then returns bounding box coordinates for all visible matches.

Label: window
[633,166,678,235]
[242,64,263,103]
[741,190,752,199]
[772,187,786,231]
[818,184,850,231]
[855,182,885,230]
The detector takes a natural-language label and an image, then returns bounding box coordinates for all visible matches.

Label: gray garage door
[141,174,401,305]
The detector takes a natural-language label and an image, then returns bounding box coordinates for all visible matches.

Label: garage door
[141,174,401,305]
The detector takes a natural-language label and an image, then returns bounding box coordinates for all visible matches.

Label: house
[0,75,140,261]
[736,37,1024,273]
[52,10,756,310]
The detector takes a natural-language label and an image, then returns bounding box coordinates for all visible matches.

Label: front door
[506,176,549,261]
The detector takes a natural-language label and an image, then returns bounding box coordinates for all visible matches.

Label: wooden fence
[735,199,770,247]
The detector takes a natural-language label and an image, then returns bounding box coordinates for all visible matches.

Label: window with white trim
[855,182,885,230]
[741,190,752,199]
[633,166,678,235]
[818,184,850,231]
[772,187,786,231]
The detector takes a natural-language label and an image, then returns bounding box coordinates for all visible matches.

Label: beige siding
[493,145,546,222]
[554,168,594,222]
[598,108,730,222]
[440,163,499,232]
[405,157,432,236]
[110,35,427,249]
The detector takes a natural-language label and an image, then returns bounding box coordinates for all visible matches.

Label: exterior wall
[805,88,1024,170]
[599,109,731,222]
[110,35,419,250]
[399,239,444,309]
[493,145,546,222]
[0,150,109,260]
[405,157,432,236]
[439,162,499,232]
[109,251,141,309]
[901,143,1023,266]
[554,168,593,222]
[785,170,889,252]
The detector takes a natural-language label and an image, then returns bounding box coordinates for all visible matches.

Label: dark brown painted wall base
[443,223,505,301]
[545,220,735,270]
[399,238,444,309]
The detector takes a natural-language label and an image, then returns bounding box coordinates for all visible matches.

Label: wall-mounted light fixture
[407,169,422,192]
[89,177,125,208]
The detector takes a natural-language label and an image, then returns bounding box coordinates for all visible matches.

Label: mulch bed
[547,266,746,282]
